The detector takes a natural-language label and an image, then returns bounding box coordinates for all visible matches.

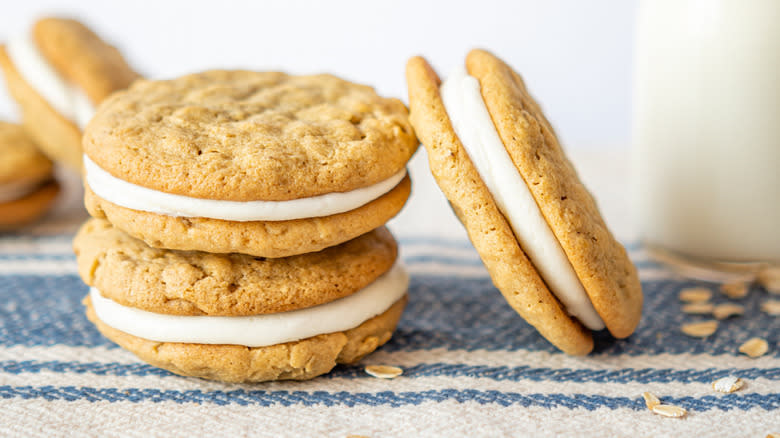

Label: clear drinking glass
[633,0,780,281]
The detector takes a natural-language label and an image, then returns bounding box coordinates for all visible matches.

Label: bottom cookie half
[85,295,407,383]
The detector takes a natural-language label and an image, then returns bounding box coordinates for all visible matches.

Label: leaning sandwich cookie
[0,17,140,170]
[82,70,417,258]
[406,49,642,354]
[75,218,409,382]
[0,121,59,229]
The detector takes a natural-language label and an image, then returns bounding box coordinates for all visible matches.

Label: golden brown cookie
[84,175,410,258]
[0,180,59,230]
[0,122,59,229]
[0,121,52,186]
[405,50,642,354]
[85,295,407,383]
[84,70,417,201]
[0,17,139,170]
[33,18,140,104]
[74,218,399,316]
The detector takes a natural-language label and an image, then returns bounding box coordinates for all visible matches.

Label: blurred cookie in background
[0,121,59,229]
[0,17,140,171]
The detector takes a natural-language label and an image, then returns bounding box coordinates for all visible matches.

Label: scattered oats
[642,392,661,410]
[679,287,712,303]
[651,404,687,418]
[712,303,744,320]
[761,299,780,316]
[680,320,718,338]
[712,376,744,393]
[364,365,403,379]
[681,303,714,314]
[739,338,769,358]
[346,435,370,438]
[720,281,749,299]
[758,266,780,294]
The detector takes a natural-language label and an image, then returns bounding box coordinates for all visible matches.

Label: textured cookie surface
[406,56,593,355]
[84,175,411,258]
[0,46,82,170]
[33,17,140,103]
[85,295,407,383]
[84,70,418,201]
[465,49,642,338]
[74,218,398,316]
[0,121,52,184]
[0,180,60,229]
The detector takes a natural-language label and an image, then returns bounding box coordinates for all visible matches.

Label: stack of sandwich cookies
[76,70,417,382]
[0,121,59,229]
[406,49,642,355]
[0,17,139,170]
[82,71,415,257]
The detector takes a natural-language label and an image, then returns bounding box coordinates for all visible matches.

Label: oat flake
[679,287,712,303]
[712,303,744,320]
[365,365,403,379]
[720,282,749,299]
[680,320,718,338]
[642,392,661,410]
[739,338,769,358]
[651,404,687,418]
[712,376,744,393]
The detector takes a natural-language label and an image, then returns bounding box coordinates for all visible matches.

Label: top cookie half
[33,17,140,104]
[84,70,418,201]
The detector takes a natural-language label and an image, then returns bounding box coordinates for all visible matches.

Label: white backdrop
[0,0,638,240]
[0,0,636,149]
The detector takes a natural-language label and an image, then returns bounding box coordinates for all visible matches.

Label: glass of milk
[633,0,780,280]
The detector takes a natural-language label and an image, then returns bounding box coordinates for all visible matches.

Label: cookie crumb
[712,376,744,393]
[757,266,780,294]
[761,300,780,316]
[365,365,403,379]
[720,282,749,299]
[642,392,661,410]
[681,320,718,338]
[681,303,714,315]
[651,404,687,418]
[712,303,744,320]
[739,338,769,358]
[679,287,712,303]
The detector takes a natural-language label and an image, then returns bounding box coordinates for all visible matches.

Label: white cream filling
[5,33,95,129]
[90,262,408,347]
[0,180,44,203]
[440,67,605,331]
[83,155,407,221]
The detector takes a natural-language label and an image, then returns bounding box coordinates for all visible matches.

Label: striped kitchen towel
[0,216,777,437]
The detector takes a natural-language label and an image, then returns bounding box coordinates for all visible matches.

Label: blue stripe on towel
[0,386,776,410]
[0,275,777,356]
[2,360,778,383]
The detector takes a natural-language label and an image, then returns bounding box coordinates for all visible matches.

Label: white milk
[633,0,780,263]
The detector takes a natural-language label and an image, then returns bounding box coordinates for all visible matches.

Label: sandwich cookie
[405,49,642,355]
[0,121,59,229]
[75,218,409,382]
[0,17,140,170]
[83,70,417,258]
